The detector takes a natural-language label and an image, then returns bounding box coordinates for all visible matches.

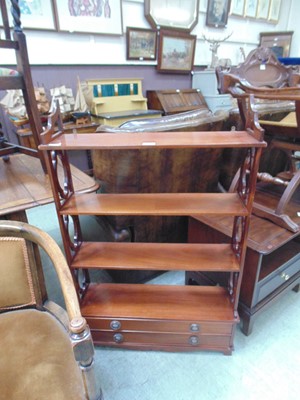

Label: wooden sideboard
[186,214,300,335]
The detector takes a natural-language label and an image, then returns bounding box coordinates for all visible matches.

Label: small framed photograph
[126,27,157,61]
[53,0,123,35]
[157,30,196,74]
[0,0,57,30]
[206,0,231,28]
[256,0,270,19]
[260,31,293,58]
[268,0,281,23]
[244,0,258,18]
[230,0,245,17]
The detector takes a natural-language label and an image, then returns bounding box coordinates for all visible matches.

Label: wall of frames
[0,0,297,67]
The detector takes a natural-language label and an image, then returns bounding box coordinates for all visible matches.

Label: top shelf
[39,131,266,150]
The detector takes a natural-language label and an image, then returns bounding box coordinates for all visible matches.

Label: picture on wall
[244,0,258,18]
[230,0,245,17]
[54,0,123,35]
[126,27,157,61]
[0,0,56,30]
[256,0,270,19]
[206,0,231,28]
[144,0,200,32]
[268,0,281,23]
[260,31,293,58]
[157,30,196,73]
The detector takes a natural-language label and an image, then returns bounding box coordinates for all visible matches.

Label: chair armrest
[0,220,82,323]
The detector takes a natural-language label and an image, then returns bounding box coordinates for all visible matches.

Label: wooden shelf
[41,105,264,353]
[60,193,249,216]
[40,131,266,150]
[81,284,236,322]
[71,242,240,272]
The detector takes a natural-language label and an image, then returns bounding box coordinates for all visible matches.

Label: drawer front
[256,256,300,303]
[86,317,234,336]
[91,330,232,351]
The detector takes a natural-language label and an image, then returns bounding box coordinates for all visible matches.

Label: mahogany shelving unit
[40,107,266,354]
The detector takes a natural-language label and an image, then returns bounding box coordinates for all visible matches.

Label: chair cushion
[0,237,36,310]
[0,309,86,400]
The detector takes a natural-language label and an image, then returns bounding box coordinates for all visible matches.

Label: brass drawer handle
[189,336,199,346]
[190,323,200,332]
[280,272,290,281]
[113,333,124,343]
[110,320,121,330]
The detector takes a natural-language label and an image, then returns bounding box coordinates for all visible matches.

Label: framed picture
[268,0,281,23]
[256,0,270,19]
[259,31,293,58]
[244,0,258,18]
[0,0,56,30]
[157,30,196,74]
[230,0,245,16]
[144,0,199,32]
[53,0,123,35]
[206,0,231,28]
[126,27,157,61]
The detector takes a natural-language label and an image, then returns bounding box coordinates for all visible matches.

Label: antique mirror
[145,0,199,32]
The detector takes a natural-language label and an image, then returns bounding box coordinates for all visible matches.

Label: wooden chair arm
[0,220,83,326]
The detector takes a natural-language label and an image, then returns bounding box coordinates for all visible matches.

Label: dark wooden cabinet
[186,214,300,335]
[40,108,265,354]
[146,89,208,115]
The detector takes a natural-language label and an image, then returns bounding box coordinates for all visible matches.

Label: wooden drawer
[256,253,300,303]
[91,330,232,352]
[86,317,235,353]
[86,317,234,335]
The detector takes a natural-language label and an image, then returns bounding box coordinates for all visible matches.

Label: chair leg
[80,360,104,400]
[70,323,103,399]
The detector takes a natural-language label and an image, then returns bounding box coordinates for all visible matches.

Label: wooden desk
[0,153,99,221]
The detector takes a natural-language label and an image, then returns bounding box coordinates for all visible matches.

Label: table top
[0,153,99,216]
[259,111,297,128]
[191,213,300,255]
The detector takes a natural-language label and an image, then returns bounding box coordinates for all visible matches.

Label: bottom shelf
[80,283,238,354]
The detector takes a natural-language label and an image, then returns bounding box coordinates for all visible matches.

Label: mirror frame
[144,0,199,32]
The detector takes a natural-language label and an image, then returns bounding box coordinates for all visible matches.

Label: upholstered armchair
[0,220,103,400]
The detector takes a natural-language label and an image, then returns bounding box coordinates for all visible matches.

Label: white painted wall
[0,0,298,66]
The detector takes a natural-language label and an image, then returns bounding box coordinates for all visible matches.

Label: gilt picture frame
[230,0,245,17]
[268,0,281,23]
[157,30,196,74]
[259,31,293,58]
[256,0,270,19]
[126,27,157,61]
[244,0,258,18]
[1,0,56,31]
[53,0,123,35]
